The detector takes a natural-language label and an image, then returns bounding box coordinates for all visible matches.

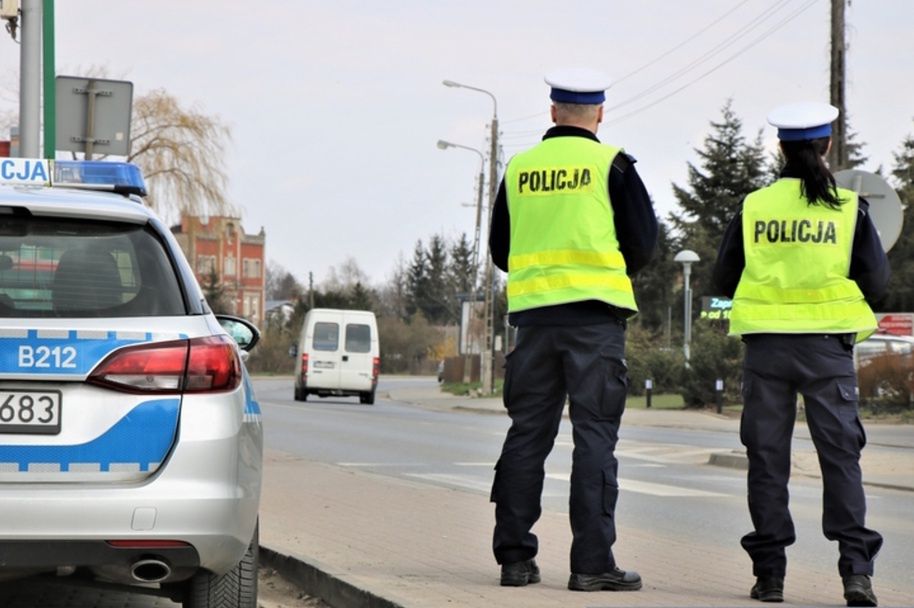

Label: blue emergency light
[53,160,147,197]
[0,158,147,197]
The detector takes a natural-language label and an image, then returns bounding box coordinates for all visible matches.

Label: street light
[443,79,500,396]
[436,140,485,271]
[437,139,486,384]
[674,249,701,365]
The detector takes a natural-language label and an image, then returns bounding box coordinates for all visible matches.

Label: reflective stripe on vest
[729,179,877,340]
[505,137,637,313]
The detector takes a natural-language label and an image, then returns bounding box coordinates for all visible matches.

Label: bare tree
[128,89,233,220]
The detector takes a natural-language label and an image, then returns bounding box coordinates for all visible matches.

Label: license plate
[0,390,62,434]
[313,361,335,369]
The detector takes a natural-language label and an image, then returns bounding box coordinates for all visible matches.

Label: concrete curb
[260,545,405,608]
[708,450,749,470]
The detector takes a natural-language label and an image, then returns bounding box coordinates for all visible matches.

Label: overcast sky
[1,0,911,287]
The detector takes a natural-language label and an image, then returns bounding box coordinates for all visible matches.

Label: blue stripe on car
[0,398,179,472]
[0,330,153,376]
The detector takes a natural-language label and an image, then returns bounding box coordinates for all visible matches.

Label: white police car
[0,159,262,607]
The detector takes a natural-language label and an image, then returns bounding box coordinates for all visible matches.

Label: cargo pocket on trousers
[599,355,629,420]
[837,381,867,449]
[602,467,619,516]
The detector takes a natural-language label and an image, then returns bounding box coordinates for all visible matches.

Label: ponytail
[779,137,842,209]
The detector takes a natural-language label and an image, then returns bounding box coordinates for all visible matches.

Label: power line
[603,0,821,127]
[502,0,767,125]
[606,0,798,113]
[613,0,755,86]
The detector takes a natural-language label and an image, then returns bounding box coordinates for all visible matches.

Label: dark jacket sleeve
[609,153,658,274]
[850,197,890,303]
[489,179,509,273]
[712,206,745,299]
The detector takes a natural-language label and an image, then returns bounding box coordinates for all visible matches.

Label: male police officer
[488,68,657,592]
[713,102,887,606]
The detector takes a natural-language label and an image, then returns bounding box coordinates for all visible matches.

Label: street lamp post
[674,250,701,365]
[437,139,486,384]
[436,140,485,270]
[443,79,499,395]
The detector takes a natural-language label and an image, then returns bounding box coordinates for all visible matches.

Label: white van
[293,308,380,404]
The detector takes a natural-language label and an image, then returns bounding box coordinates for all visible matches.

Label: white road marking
[545,472,727,497]
[337,462,429,467]
[405,473,493,493]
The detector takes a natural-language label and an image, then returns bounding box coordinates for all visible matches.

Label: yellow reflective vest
[504,136,637,314]
[729,178,877,340]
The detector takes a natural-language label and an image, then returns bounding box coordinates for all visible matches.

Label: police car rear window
[0,217,185,317]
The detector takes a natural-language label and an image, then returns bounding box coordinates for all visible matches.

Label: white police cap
[767,101,839,141]
[545,68,612,104]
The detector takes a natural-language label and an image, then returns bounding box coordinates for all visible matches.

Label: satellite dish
[835,169,903,252]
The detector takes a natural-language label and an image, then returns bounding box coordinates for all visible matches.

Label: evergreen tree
[448,233,477,325]
[846,127,868,170]
[631,218,678,333]
[424,234,450,324]
[671,99,769,300]
[879,129,914,312]
[405,240,428,318]
[348,281,376,311]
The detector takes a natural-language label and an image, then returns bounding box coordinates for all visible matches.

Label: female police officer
[712,102,887,607]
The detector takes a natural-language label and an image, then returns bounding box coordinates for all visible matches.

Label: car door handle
[342,355,349,362]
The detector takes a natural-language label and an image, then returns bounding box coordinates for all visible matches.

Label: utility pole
[828,0,847,170]
[480,114,499,395]
[42,0,54,159]
[308,271,315,309]
[18,0,41,157]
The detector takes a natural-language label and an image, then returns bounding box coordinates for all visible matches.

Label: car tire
[183,523,258,608]
[359,390,375,405]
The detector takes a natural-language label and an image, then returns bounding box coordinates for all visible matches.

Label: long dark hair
[779,137,843,209]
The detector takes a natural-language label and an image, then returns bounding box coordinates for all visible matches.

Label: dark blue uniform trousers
[740,334,883,578]
[491,322,628,574]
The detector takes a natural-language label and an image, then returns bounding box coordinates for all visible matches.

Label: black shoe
[500,559,540,587]
[750,577,784,602]
[843,575,877,607]
[568,567,642,591]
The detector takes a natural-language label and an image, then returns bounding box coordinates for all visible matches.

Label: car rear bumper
[0,400,262,580]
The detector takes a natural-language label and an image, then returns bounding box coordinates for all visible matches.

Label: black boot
[750,577,784,602]
[568,567,642,591]
[500,558,540,587]
[843,575,877,607]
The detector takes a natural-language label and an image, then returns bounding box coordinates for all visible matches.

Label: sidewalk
[258,383,914,608]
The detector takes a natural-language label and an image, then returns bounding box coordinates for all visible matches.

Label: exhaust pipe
[130,558,172,583]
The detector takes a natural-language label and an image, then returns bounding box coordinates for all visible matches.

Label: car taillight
[372,356,380,381]
[89,336,241,394]
[301,353,309,379]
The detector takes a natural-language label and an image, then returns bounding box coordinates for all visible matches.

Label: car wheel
[183,523,258,608]
[359,391,375,405]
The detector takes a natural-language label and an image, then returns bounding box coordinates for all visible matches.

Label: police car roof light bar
[0,158,148,198]
[54,160,148,198]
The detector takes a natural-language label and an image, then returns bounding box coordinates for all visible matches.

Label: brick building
[171,215,266,327]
